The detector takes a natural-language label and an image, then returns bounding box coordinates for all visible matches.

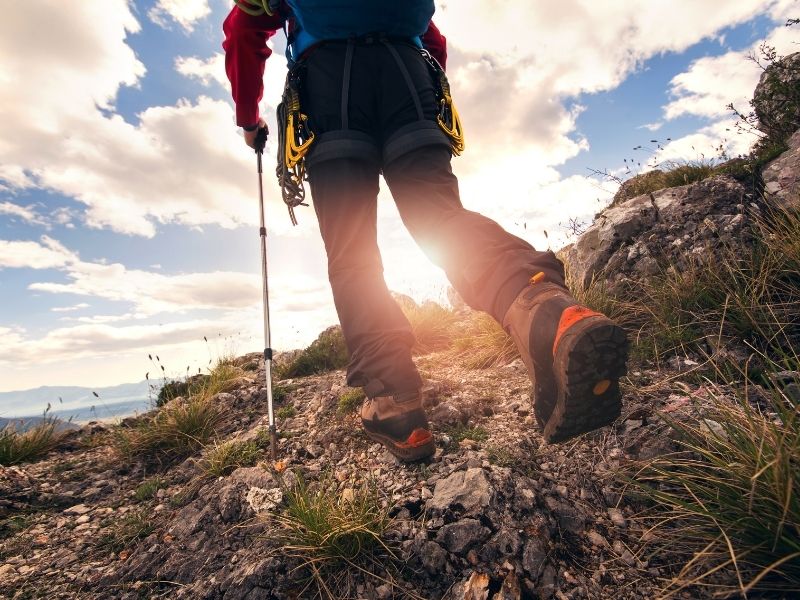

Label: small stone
[375,584,392,599]
[76,515,90,525]
[64,504,91,516]
[0,564,17,578]
[427,468,492,514]
[607,508,626,529]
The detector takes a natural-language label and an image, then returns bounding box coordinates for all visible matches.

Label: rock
[64,504,91,515]
[427,468,492,514]
[435,518,491,555]
[419,540,448,574]
[753,52,800,141]
[0,564,16,578]
[763,129,800,211]
[607,508,627,529]
[565,176,748,290]
[494,571,522,600]
[521,537,548,580]
[245,487,283,513]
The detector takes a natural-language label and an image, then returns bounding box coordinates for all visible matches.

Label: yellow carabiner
[285,113,315,169]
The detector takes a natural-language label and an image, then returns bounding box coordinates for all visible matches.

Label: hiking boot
[360,391,435,462]
[503,273,628,443]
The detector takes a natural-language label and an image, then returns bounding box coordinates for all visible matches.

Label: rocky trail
[1,349,726,600]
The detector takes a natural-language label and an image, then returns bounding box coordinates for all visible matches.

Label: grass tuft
[0,415,63,466]
[272,474,396,599]
[134,477,167,502]
[97,510,155,554]
[200,439,261,477]
[628,353,800,597]
[450,312,518,368]
[277,326,349,379]
[337,388,366,415]
[114,396,222,461]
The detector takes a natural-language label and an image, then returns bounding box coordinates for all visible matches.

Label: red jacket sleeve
[421,20,447,70]
[222,6,285,128]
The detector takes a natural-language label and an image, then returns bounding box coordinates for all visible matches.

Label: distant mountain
[0,415,80,433]
[0,380,152,423]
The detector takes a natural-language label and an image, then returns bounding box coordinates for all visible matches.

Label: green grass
[337,388,365,415]
[443,424,489,446]
[0,416,62,466]
[628,352,800,597]
[277,405,297,419]
[277,326,350,378]
[114,396,222,461]
[97,510,155,554]
[200,439,261,477]
[134,477,167,502]
[272,474,395,598]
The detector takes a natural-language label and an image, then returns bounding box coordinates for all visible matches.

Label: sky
[1,0,798,394]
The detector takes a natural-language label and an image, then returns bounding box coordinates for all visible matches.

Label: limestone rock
[565,175,749,290]
[763,129,800,210]
[435,518,491,554]
[753,52,800,141]
[427,468,492,514]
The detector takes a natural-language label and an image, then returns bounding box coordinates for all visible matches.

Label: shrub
[276,405,297,419]
[272,474,395,598]
[277,326,349,378]
[200,439,261,477]
[0,415,62,466]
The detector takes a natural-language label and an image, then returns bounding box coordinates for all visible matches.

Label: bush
[400,299,459,355]
[277,326,349,378]
[0,415,62,466]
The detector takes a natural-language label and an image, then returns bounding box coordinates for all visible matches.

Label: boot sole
[543,317,628,443]
[363,428,435,462]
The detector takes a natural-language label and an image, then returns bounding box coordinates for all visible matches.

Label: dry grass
[0,415,63,466]
[629,351,800,597]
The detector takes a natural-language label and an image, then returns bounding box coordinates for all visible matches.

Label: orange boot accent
[552,305,602,356]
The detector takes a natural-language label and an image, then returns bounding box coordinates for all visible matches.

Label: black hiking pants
[300,38,566,398]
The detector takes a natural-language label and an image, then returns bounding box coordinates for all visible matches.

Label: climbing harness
[233,0,280,16]
[420,48,465,156]
[275,64,315,225]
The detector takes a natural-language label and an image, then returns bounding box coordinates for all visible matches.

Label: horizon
[1,0,797,393]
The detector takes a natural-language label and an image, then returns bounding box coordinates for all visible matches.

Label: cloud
[0,202,48,227]
[0,236,77,269]
[175,53,227,87]
[148,0,211,33]
[51,303,90,313]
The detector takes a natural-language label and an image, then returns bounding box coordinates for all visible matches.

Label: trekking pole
[254,127,278,463]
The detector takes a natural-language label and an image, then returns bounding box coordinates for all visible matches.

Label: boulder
[763,129,800,211]
[565,175,749,290]
[753,52,800,142]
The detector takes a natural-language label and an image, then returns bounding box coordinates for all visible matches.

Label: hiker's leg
[307,158,422,398]
[383,144,566,322]
[301,41,423,398]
